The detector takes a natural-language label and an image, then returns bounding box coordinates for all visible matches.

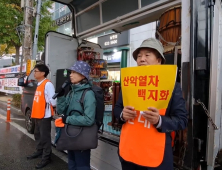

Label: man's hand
[142,107,160,125]
[122,106,137,121]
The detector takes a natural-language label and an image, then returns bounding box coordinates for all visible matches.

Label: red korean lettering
[138,76,147,86]
[138,89,146,100]
[130,76,138,86]
[147,90,158,101]
[148,75,159,87]
[159,90,169,100]
[123,76,129,86]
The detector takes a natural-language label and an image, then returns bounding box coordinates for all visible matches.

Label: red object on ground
[6,99,11,122]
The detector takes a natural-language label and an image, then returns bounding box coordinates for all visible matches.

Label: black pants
[34,117,52,161]
[67,150,91,170]
[121,157,173,170]
[121,161,148,170]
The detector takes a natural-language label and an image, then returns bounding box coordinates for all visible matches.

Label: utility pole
[23,0,34,62]
[32,0,42,60]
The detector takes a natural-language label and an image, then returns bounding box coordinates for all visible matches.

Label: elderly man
[114,38,188,170]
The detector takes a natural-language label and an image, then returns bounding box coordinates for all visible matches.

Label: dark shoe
[27,151,42,160]
[35,159,51,169]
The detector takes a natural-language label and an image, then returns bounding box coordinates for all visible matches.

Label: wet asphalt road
[1,104,222,170]
[0,108,68,170]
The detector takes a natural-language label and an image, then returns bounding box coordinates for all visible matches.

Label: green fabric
[57,83,96,126]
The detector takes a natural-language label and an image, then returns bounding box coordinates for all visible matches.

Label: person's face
[34,68,45,80]
[70,71,85,84]
[136,48,162,66]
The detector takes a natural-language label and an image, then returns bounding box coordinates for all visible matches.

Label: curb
[0,101,23,116]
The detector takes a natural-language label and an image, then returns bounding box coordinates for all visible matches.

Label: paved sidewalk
[0,93,121,170]
[0,94,22,115]
[0,94,13,102]
[0,115,68,170]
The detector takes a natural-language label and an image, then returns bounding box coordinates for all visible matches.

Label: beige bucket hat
[132,38,166,64]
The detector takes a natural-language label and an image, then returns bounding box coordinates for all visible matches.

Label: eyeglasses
[34,70,41,73]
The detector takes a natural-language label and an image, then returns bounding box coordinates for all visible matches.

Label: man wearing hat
[56,61,96,170]
[114,38,188,170]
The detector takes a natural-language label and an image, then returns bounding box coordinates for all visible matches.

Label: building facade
[50,2,157,80]
[50,2,73,36]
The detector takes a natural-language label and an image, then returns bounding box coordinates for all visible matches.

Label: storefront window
[58,25,64,34]
[54,3,70,20]
[141,0,159,6]
[64,22,72,35]
[59,3,64,8]
[55,2,60,10]
[103,52,121,81]
[107,68,120,81]
[66,7,71,14]
[55,9,59,20]
[57,21,73,36]
[52,2,73,36]
[51,12,54,20]
[60,5,66,16]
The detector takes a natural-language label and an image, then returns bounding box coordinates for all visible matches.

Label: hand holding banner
[119,65,178,167]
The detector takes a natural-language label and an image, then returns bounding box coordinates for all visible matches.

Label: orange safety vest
[119,109,167,167]
[31,79,54,119]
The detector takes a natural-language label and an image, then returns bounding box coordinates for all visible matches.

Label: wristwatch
[120,112,126,122]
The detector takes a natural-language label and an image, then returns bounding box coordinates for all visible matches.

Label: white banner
[0,78,22,94]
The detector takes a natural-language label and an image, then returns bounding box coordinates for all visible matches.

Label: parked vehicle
[18,0,222,169]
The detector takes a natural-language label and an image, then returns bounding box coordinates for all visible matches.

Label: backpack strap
[62,90,73,115]
[80,88,91,110]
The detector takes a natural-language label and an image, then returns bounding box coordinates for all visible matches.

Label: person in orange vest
[114,38,188,170]
[27,64,56,169]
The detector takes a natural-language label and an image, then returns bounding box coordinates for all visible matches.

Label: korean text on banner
[121,65,177,111]
[26,60,36,76]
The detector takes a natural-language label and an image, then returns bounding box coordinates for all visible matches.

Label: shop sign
[104,51,121,63]
[0,73,19,79]
[53,12,72,26]
[98,31,129,49]
[5,74,17,78]
[0,78,22,94]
